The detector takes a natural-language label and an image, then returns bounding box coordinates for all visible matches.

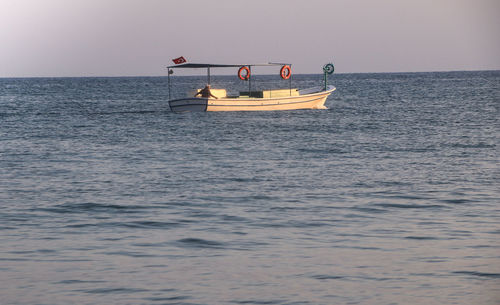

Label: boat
[167,62,335,112]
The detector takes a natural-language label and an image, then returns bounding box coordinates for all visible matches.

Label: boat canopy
[167,62,290,69]
[166,62,293,100]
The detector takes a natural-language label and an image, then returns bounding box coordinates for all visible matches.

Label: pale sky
[1,0,499,77]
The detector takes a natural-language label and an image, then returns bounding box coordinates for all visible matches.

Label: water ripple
[372,203,446,209]
[80,287,149,294]
[175,238,226,249]
[453,271,500,279]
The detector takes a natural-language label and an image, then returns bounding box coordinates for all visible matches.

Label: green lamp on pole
[323,63,334,91]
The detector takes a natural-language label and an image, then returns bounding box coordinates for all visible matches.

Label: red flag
[172,56,187,65]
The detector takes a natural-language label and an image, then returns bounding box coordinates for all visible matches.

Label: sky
[1,0,499,77]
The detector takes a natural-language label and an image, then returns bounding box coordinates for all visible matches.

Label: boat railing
[298,86,323,95]
[239,88,299,98]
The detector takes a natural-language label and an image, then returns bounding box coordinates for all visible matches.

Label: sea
[0,71,499,305]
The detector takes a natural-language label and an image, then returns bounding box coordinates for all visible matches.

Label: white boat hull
[169,86,336,112]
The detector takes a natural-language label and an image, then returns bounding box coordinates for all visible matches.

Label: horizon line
[1,69,499,79]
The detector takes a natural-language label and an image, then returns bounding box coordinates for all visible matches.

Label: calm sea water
[0,71,499,305]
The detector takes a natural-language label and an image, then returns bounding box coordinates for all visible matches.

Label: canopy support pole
[167,68,171,100]
[248,66,252,93]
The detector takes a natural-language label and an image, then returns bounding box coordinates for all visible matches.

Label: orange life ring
[238,66,250,81]
[280,65,291,80]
